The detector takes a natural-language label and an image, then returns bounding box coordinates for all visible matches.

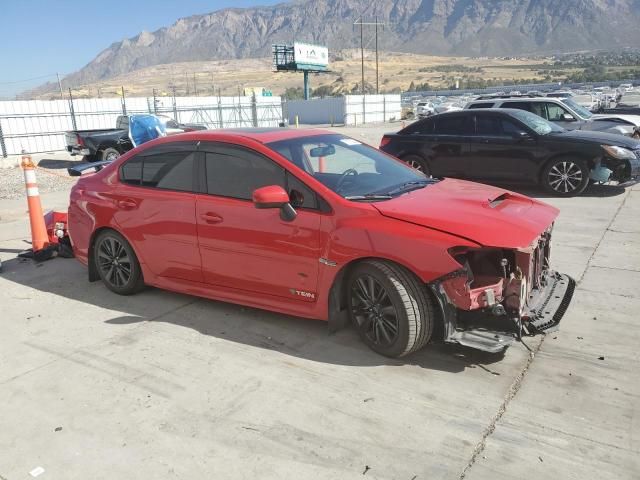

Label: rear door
[467,112,539,180]
[430,113,472,177]
[113,142,202,282]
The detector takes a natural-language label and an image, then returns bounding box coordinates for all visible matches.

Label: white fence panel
[0,95,283,156]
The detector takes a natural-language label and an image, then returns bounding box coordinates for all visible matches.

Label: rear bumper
[66,146,91,156]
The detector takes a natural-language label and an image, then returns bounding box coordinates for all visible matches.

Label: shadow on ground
[1,255,507,374]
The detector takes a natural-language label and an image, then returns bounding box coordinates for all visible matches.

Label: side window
[434,115,470,135]
[545,103,569,121]
[403,118,434,134]
[205,148,285,200]
[286,172,318,210]
[120,151,195,191]
[141,152,195,191]
[530,103,546,118]
[475,115,502,135]
[501,119,526,135]
[504,102,532,113]
[116,116,129,130]
[467,103,493,109]
[121,156,142,185]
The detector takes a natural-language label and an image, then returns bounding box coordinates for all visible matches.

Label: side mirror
[561,113,576,122]
[513,131,533,141]
[252,185,297,221]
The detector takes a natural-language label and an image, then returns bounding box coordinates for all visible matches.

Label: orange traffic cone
[21,153,49,251]
[318,156,326,173]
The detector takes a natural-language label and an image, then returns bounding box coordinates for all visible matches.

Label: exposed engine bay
[431,225,575,353]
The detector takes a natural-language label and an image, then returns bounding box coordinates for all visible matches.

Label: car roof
[141,127,337,147]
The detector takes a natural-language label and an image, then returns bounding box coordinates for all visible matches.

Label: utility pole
[354,17,385,95]
[360,17,364,94]
[56,73,64,100]
[193,73,198,96]
[375,15,379,94]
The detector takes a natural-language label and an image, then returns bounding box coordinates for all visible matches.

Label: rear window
[120,150,195,192]
[434,115,471,135]
[467,103,493,109]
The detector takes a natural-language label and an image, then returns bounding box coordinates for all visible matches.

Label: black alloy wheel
[351,274,399,348]
[94,231,144,295]
[347,260,433,358]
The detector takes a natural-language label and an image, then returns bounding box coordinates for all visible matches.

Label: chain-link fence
[0,90,284,157]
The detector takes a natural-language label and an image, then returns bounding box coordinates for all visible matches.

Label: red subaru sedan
[68,128,574,357]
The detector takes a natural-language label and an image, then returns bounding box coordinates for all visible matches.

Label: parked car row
[380,108,640,196]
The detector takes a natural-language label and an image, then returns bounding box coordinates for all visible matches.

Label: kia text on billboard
[293,42,329,68]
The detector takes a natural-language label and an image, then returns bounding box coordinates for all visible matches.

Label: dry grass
[45,50,551,99]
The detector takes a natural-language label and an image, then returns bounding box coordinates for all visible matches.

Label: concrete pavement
[0,129,638,479]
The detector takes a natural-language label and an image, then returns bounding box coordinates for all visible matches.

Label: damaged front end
[430,225,575,353]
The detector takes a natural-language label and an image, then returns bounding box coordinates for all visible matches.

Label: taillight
[76,134,84,147]
[379,136,391,149]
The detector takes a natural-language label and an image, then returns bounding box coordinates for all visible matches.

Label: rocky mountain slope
[34,0,640,94]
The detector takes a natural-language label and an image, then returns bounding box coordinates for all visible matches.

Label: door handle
[200,212,223,224]
[117,199,137,210]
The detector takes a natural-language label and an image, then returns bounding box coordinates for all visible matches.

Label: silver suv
[465,96,640,137]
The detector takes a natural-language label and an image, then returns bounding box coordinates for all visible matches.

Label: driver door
[195,143,322,301]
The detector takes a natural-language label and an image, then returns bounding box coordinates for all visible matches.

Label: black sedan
[380,108,640,196]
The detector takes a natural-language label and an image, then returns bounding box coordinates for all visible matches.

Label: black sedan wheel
[402,154,431,176]
[347,260,433,358]
[541,158,589,197]
[94,230,144,295]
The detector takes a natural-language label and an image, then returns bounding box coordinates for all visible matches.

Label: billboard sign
[294,42,329,68]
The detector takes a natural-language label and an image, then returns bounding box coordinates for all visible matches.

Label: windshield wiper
[344,194,393,201]
[386,180,431,196]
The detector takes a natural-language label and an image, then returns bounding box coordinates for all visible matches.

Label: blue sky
[0,0,283,97]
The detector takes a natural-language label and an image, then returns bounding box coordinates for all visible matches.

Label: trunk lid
[372,178,558,249]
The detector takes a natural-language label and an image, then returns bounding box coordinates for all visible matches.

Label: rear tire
[401,154,431,176]
[94,230,144,295]
[541,157,589,197]
[100,147,120,162]
[347,260,434,358]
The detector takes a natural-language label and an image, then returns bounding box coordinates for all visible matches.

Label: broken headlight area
[431,228,575,353]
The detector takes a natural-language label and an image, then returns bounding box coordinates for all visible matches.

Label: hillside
[25,0,640,97]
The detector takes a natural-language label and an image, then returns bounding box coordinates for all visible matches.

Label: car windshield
[563,98,593,119]
[266,133,432,200]
[509,109,565,135]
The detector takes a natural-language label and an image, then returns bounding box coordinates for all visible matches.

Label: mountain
[34,0,640,93]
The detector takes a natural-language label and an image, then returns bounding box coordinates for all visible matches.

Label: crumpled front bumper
[523,271,576,333]
[433,270,576,353]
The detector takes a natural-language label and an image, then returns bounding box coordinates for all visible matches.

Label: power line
[0,73,65,85]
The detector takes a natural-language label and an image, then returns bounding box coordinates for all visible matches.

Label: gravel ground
[0,166,77,200]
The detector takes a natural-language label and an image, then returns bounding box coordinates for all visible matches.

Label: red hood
[372,179,558,249]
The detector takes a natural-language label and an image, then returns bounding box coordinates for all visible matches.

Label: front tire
[94,230,144,295]
[541,157,589,197]
[347,260,434,358]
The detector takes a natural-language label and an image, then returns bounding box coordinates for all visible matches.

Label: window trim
[199,142,327,212]
[118,142,199,194]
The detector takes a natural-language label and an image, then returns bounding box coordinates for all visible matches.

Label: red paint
[252,185,289,207]
[68,129,559,321]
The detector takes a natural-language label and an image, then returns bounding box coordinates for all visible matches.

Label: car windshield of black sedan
[266,134,432,200]
[510,109,565,135]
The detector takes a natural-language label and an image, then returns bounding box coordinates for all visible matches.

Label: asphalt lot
[1,123,638,479]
